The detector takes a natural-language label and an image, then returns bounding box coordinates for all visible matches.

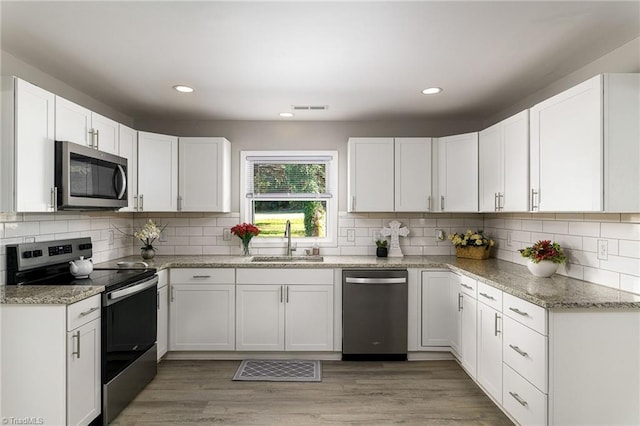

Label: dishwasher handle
[345,277,407,284]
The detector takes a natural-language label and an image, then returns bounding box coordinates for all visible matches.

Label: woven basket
[455,245,491,260]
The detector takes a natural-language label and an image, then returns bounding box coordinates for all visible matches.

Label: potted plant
[231,222,261,256]
[375,239,389,257]
[133,220,167,260]
[519,240,566,277]
[448,229,494,259]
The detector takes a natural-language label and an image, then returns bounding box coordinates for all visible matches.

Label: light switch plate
[435,229,445,241]
[597,239,608,260]
[347,228,355,242]
[223,228,232,241]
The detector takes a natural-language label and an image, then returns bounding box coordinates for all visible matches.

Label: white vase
[526,259,559,277]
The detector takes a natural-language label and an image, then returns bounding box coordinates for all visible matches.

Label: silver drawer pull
[479,292,495,301]
[509,344,528,357]
[79,306,100,317]
[509,391,528,407]
[509,307,529,317]
[460,283,474,290]
[192,275,211,279]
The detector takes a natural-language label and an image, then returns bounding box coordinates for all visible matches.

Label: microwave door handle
[115,165,127,200]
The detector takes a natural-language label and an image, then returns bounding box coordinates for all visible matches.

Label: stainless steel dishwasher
[342,269,408,361]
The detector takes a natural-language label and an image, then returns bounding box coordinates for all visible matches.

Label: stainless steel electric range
[6,237,158,425]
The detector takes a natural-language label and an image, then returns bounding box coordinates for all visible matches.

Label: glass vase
[241,239,252,256]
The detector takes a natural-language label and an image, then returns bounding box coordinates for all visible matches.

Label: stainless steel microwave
[55,141,128,210]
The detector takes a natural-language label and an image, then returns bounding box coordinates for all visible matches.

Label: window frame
[240,150,338,249]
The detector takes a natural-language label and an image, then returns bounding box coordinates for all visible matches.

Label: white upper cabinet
[479,110,529,212]
[348,137,432,212]
[348,137,395,212]
[530,73,639,212]
[437,132,479,212]
[3,78,56,212]
[55,96,119,155]
[118,124,138,212]
[178,137,231,212]
[137,131,178,212]
[395,138,433,212]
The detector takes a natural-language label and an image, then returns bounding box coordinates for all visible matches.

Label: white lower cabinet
[420,271,452,347]
[169,269,235,351]
[503,364,547,426]
[157,269,169,360]
[476,283,503,404]
[235,268,334,351]
[459,289,477,377]
[1,294,101,425]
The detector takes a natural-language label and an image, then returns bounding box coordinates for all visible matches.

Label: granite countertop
[1,284,104,305]
[3,254,640,309]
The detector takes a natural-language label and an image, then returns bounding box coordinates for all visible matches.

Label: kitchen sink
[250,255,324,262]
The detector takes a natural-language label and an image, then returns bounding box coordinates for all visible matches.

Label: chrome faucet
[284,220,293,256]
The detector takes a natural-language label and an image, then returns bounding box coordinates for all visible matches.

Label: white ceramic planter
[526,259,559,277]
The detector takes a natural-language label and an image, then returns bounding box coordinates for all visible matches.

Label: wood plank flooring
[111,360,514,425]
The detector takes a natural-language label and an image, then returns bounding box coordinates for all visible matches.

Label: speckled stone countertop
[4,255,640,309]
[1,284,104,305]
[95,254,640,310]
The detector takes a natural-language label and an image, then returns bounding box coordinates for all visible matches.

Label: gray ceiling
[1,1,639,122]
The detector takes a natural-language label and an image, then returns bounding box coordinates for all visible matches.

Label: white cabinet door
[285,285,334,351]
[502,110,529,211]
[67,317,101,426]
[347,137,394,212]
[13,78,56,212]
[118,124,138,212]
[477,301,503,403]
[479,123,503,212]
[236,285,285,351]
[90,112,119,155]
[169,283,235,351]
[395,138,432,211]
[157,285,169,360]
[138,131,178,211]
[421,271,451,347]
[178,137,231,212]
[479,111,529,212]
[530,75,603,211]
[459,293,477,378]
[438,132,478,212]
[449,274,461,355]
[55,96,92,148]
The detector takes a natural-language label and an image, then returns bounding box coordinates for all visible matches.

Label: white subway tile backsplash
[354,218,383,228]
[620,274,640,295]
[583,266,621,289]
[599,255,640,276]
[40,220,69,234]
[619,240,640,259]
[601,222,640,240]
[188,218,218,227]
[175,245,203,255]
[0,223,4,238]
[542,221,569,234]
[4,221,40,238]
[504,219,522,230]
[568,221,600,237]
[521,220,543,232]
[175,226,203,236]
[68,220,92,232]
[553,234,582,251]
[203,227,223,236]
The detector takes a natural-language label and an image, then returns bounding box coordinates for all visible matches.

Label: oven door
[55,140,128,209]
[103,275,158,383]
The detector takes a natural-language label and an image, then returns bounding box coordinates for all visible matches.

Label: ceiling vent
[292,105,329,111]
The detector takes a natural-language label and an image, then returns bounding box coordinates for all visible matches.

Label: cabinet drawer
[67,294,101,331]
[459,274,477,298]
[236,268,333,285]
[503,364,547,426]
[503,316,547,393]
[477,281,502,311]
[503,293,547,335]
[170,268,235,284]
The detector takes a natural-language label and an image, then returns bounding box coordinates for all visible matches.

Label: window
[241,151,338,247]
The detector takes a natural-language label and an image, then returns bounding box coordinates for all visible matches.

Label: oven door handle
[107,276,158,303]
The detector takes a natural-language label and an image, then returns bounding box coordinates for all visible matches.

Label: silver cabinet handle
[95,129,99,150]
[157,291,160,310]
[286,285,289,303]
[88,129,95,148]
[479,292,495,301]
[139,194,144,211]
[280,286,283,303]
[50,187,57,212]
[192,275,211,278]
[79,306,100,317]
[531,188,539,211]
[426,195,431,212]
[460,283,474,290]
[509,391,528,407]
[458,293,463,311]
[440,196,445,211]
[72,330,81,358]
[499,193,504,210]
[509,307,529,317]
[134,195,138,211]
[170,284,175,302]
[345,277,407,284]
[509,344,528,357]
[351,196,355,211]
[494,313,501,336]
[494,193,499,211]
[177,195,182,211]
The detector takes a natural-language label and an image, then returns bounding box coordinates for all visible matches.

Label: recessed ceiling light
[279,112,294,118]
[173,85,194,93]
[421,87,443,95]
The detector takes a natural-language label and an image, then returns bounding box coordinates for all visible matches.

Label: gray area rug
[232,359,322,382]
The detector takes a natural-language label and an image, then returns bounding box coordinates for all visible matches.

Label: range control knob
[22,251,33,259]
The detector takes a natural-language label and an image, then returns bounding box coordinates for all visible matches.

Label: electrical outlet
[108,230,114,246]
[597,239,608,260]
[435,229,445,241]
[159,230,168,242]
[507,231,513,247]
[223,228,232,241]
[347,228,356,242]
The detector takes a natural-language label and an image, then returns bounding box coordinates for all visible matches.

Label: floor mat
[232,359,322,382]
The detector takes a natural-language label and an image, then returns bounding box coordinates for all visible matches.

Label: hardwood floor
[111,360,514,425]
